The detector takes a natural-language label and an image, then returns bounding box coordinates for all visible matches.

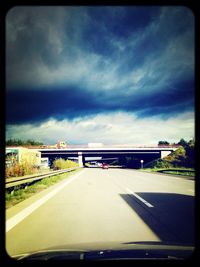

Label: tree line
[158,138,194,147]
[6,139,44,146]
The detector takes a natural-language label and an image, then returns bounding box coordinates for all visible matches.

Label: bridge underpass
[39,147,176,169]
[80,153,161,168]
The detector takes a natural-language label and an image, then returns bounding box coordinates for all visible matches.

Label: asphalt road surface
[6,168,195,257]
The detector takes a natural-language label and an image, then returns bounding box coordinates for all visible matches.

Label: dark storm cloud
[6,6,195,125]
[6,77,194,124]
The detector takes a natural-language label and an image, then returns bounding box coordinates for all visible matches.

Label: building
[6,147,41,167]
[56,141,67,149]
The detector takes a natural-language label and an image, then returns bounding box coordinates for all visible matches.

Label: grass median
[5,168,81,209]
[139,167,195,177]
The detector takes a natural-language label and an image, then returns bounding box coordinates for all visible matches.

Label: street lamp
[140,160,144,169]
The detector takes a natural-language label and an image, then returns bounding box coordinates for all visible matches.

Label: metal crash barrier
[5,167,79,191]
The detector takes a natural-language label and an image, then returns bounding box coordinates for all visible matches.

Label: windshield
[5,5,195,261]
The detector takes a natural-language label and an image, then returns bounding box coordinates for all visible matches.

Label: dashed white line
[6,169,86,232]
[126,188,154,208]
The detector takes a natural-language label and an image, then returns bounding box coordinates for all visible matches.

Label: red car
[102,163,109,169]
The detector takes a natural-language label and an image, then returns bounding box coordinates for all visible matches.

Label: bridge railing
[63,145,180,149]
[6,144,181,150]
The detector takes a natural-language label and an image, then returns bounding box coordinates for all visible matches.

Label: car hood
[12,241,194,260]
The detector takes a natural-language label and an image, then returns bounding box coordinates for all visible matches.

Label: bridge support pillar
[78,152,83,167]
[161,150,171,159]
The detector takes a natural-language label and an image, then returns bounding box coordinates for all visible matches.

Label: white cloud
[6,111,195,145]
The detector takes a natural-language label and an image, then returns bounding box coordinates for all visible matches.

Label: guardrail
[5,167,79,190]
[156,169,195,179]
[157,169,195,174]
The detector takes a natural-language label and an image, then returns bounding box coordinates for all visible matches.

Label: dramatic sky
[6,6,195,145]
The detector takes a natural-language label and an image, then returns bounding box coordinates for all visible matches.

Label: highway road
[6,168,195,257]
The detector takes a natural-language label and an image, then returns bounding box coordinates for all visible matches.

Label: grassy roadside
[139,167,195,177]
[5,168,81,209]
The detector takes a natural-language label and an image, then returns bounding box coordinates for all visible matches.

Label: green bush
[149,144,194,169]
[5,160,38,178]
[52,158,78,170]
[151,159,173,168]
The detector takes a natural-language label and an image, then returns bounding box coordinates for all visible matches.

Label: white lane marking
[126,188,154,208]
[6,169,86,232]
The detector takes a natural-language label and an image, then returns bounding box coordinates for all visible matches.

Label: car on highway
[102,163,109,169]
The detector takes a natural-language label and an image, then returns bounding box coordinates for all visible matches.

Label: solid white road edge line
[126,188,154,208]
[6,169,86,232]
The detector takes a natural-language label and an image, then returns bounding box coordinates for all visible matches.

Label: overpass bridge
[38,145,178,168]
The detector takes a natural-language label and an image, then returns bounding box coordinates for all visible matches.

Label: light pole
[140,159,144,169]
